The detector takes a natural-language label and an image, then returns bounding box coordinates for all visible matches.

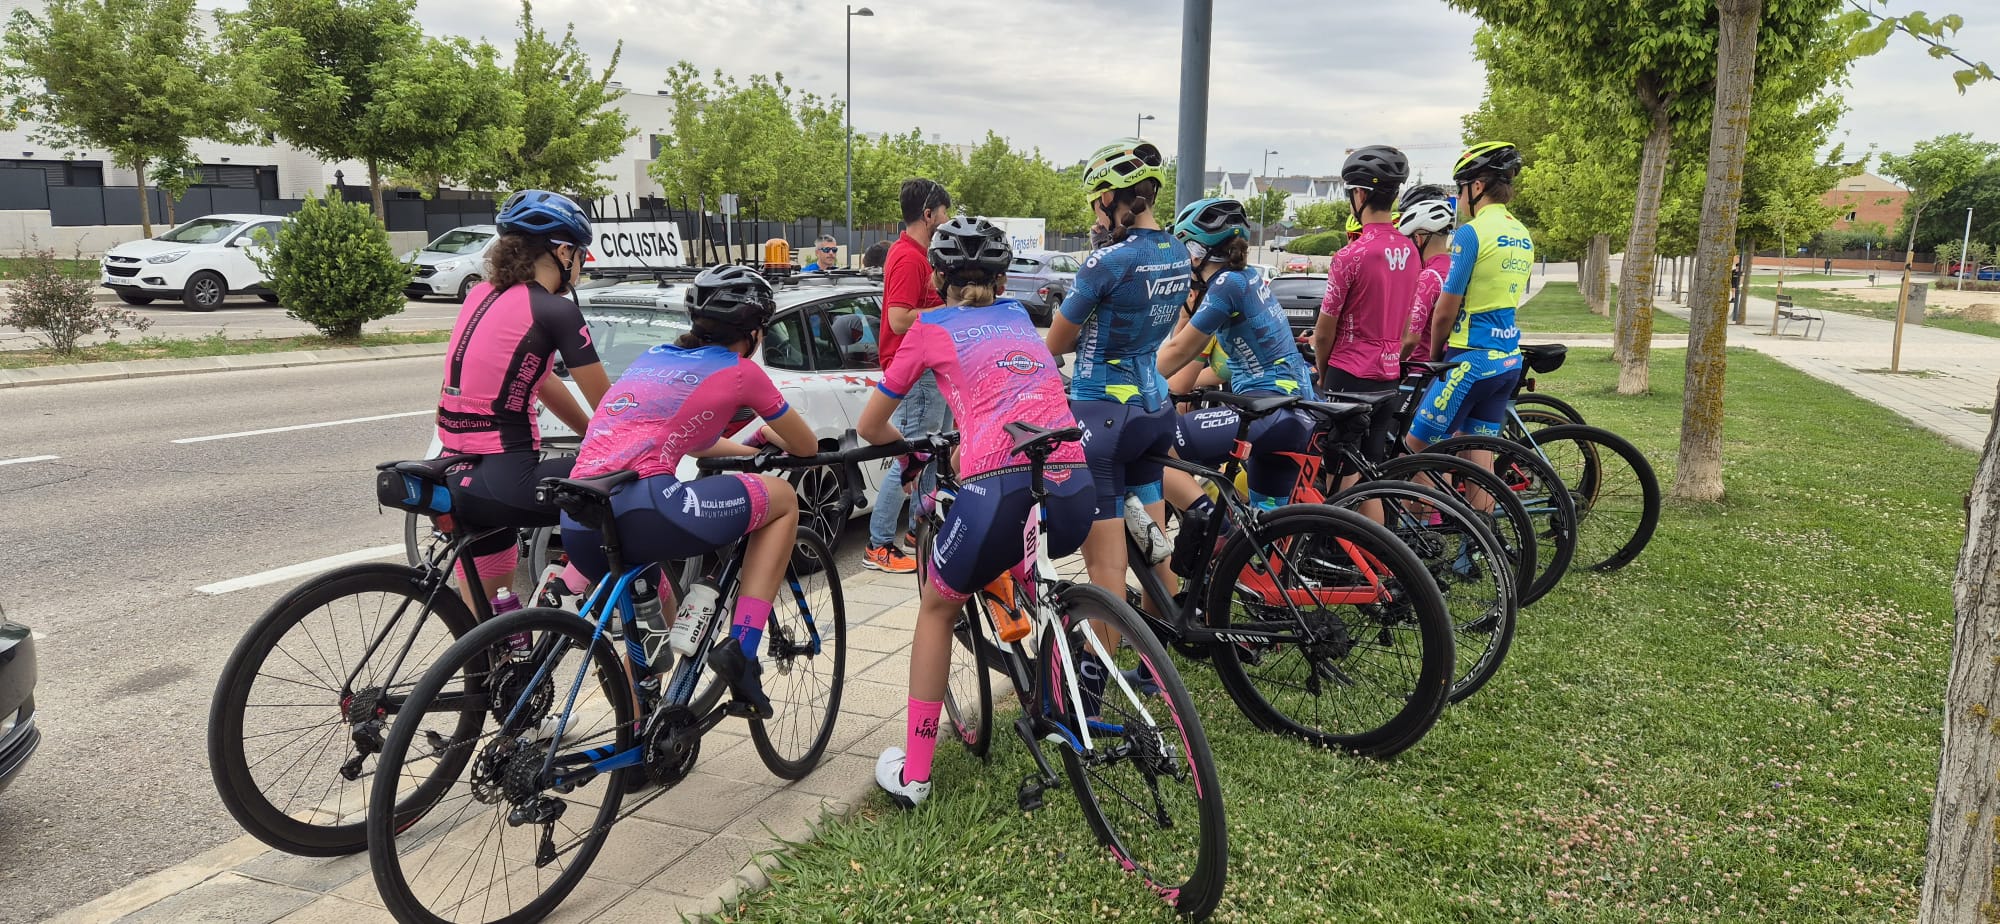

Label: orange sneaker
[863,543,917,574]
[983,575,1032,643]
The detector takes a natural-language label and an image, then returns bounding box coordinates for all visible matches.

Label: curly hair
[484,234,546,290]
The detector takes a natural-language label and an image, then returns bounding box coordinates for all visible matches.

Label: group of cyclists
[424,135,1533,811]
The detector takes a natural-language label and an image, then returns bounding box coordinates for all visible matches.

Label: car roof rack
[584,262,878,290]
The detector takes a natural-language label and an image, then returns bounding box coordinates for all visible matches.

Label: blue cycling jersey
[1059,228,1191,411]
[1189,269,1314,397]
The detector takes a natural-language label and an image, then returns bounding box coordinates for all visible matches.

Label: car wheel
[788,463,848,565]
[457,275,482,301]
[117,293,154,306]
[258,293,280,305]
[182,271,226,312]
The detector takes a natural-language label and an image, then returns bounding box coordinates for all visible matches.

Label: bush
[1286,230,1348,257]
[252,193,410,340]
[1,247,150,355]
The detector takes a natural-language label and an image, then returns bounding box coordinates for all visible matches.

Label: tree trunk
[1921,387,2000,922]
[1674,0,1762,504]
[1893,203,1922,372]
[134,158,153,238]
[1671,256,1684,302]
[1616,82,1673,394]
[368,159,386,221]
[1587,233,1612,316]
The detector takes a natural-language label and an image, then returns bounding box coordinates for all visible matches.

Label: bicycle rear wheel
[916,519,994,759]
[1207,505,1455,757]
[751,528,849,778]
[1513,392,1586,425]
[1426,435,1579,606]
[1523,424,1661,572]
[208,563,478,857]
[1379,452,1538,598]
[1328,481,1518,704]
[368,607,633,924]
[1048,583,1228,920]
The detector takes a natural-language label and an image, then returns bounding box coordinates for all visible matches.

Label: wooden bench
[1775,293,1824,340]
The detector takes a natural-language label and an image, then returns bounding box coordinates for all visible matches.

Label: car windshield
[158,218,244,244]
[1009,256,1045,272]
[581,308,694,377]
[1269,278,1325,299]
[423,229,492,255]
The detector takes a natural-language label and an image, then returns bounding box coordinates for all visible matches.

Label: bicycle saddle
[1004,421,1084,457]
[1295,398,1379,422]
[377,456,466,484]
[1197,390,1300,417]
[537,471,641,528]
[1521,343,1568,374]
[1400,359,1461,378]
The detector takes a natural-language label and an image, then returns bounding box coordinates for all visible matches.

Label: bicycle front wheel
[1206,505,1455,758]
[1048,582,1228,920]
[208,563,478,857]
[1427,434,1580,606]
[1523,424,1662,572]
[751,528,849,778]
[1380,452,1538,599]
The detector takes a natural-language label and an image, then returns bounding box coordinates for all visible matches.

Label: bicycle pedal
[725,699,773,720]
[1016,775,1048,813]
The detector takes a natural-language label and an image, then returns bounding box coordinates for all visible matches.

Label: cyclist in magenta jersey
[559,266,819,716]
[861,217,1093,808]
[1313,145,1419,463]
[436,190,611,609]
[1396,187,1459,362]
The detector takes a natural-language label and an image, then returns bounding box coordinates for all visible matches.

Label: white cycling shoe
[874,747,932,809]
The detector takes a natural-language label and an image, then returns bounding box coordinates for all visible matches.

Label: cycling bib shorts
[1173,406,1313,502]
[445,451,575,587]
[928,464,1093,602]
[559,473,772,586]
[1410,349,1524,444]
[1073,399,1175,517]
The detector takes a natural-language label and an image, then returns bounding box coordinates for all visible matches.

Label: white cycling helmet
[1396,198,1457,237]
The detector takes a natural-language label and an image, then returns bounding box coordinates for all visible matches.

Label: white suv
[100,214,284,311]
[403,224,497,301]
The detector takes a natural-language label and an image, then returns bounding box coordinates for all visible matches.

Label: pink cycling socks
[729,597,773,656]
[903,698,943,784]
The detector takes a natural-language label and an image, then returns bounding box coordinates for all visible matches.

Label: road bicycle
[911,423,1229,920]
[362,443,885,924]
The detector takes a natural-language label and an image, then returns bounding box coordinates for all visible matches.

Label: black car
[0,616,38,795]
[1268,273,1326,338]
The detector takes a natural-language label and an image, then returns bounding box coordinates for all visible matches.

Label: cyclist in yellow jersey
[1408,141,1531,449]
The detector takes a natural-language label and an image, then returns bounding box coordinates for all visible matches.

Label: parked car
[1268,273,1326,338]
[1268,236,1299,252]
[1980,265,2000,282]
[1283,256,1315,274]
[403,225,497,301]
[1002,249,1082,325]
[0,614,38,797]
[100,214,284,311]
[1249,263,1278,285]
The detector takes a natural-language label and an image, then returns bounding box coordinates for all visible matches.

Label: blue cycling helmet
[496,190,592,251]
[1171,197,1250,248]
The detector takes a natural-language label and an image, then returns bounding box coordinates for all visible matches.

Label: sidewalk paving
[52,566,932,924]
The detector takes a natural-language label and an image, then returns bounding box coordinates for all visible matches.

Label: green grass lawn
[1747,272,1844,284]
[1521,281,1689,335]
[0,330,446,369]
[1749,285,2000,340]
[0,255,97,279]
[717,347,1968,924]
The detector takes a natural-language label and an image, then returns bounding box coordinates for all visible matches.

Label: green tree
[1907,155,2000,250]
[1291,200,1350,232]
[251,191,409,339]
[151,149,203,227]
[1878,132,1997,366]
[479,0,632,200]
[376,36,518,197]
[1247,185,1290,233]
[648,63,849,222]
[1,0,249,237]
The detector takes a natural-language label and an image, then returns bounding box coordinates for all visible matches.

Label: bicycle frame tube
[346,525,509,700]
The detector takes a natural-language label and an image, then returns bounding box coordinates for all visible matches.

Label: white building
[1203,170,1346,224]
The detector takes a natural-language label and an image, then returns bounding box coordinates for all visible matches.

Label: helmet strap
[545,242,577,295]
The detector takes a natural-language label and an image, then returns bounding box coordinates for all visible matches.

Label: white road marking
[196,544,404,595]
[0,455,60,466]
[172,410,432,444]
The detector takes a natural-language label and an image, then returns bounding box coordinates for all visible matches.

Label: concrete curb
[0,341,445,389]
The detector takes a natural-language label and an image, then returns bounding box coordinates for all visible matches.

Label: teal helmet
[1171,197,1250,247]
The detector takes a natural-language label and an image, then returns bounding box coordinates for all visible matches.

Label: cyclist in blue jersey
[1045,137,1191,611]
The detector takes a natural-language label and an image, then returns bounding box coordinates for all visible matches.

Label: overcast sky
[370,0,2000,184]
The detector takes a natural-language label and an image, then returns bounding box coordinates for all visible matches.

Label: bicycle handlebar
[693,430,961,520]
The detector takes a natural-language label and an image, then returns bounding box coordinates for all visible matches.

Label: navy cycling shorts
[929,465,1093,601]
[1410,350,1525,444]
[561,473,772,584]
[1072,399,1175,519]
[1174,406,1314,500]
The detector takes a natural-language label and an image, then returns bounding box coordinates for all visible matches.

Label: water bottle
[532,554,572,610]
[490,587,530,655]
[667,581,721,659]
[1124,495,1171,565]
[917,485,957,519]
[631,577,673,669]
[1170,499,1215,578]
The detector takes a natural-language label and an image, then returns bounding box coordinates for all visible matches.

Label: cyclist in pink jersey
[559,266,818,716]
[435,190,610,609]
[1396,189,1459,362]
[1313,145,1418,462]
[859,217,1094,808]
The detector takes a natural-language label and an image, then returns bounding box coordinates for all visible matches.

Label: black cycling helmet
[1396,183,1454,213]
[1453,142,1522,184]
[927,216,1012,280]
[1341,145,1410,191]
[685,265,776,332]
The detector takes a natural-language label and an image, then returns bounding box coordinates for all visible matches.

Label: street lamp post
[1958,206,1974,292]
[845,5,873,269]
[1136,113,1155,138]
[1259,149,1277,246]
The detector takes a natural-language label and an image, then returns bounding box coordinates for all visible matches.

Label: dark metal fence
[0,166,498,235]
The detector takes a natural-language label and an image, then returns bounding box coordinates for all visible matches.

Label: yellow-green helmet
[1082,137,1167,198]
[1453,141,1522,184]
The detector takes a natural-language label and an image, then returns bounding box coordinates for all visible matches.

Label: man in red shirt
[864,177,953,572]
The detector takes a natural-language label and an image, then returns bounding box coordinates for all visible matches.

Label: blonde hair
[933,270,1003,308]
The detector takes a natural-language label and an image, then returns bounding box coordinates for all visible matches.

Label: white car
[403,225,497,301]
[428,273,897,547]
[100,213,284,311]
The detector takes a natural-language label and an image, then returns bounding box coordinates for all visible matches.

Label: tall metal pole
[1259,150,1272,247]
[1958,206,1973,292]
[1175,0,1212,212]
[844,8,853,268]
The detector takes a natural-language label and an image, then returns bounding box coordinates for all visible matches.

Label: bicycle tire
[1378,452,1539,598]
[1327,481,1518,704]
[1047,582,1228,920]
[1427,434,1580,605]
[1205,504,1454,758]
[1513,391,1586,425]
[1503,408,1572,443]
[368,607,633,924]
[1522,424,1661,572]
[208,563,478,857]
[915,519,995,758]
[751,528,849,778]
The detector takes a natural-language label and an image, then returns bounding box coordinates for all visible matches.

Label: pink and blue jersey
[1320,222,1420,381]
[879,298,1086,478]
[570,344,791,480]
[1407,252,1453,363]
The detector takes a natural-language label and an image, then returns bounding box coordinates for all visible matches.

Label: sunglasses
[817,246,838,253]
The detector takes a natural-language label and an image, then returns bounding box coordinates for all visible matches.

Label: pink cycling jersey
[878,298,1085,477]
[570,344,791,480]
[1407,252,1453,363]
[1320,222,1420,381]
[437,282,599,455]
